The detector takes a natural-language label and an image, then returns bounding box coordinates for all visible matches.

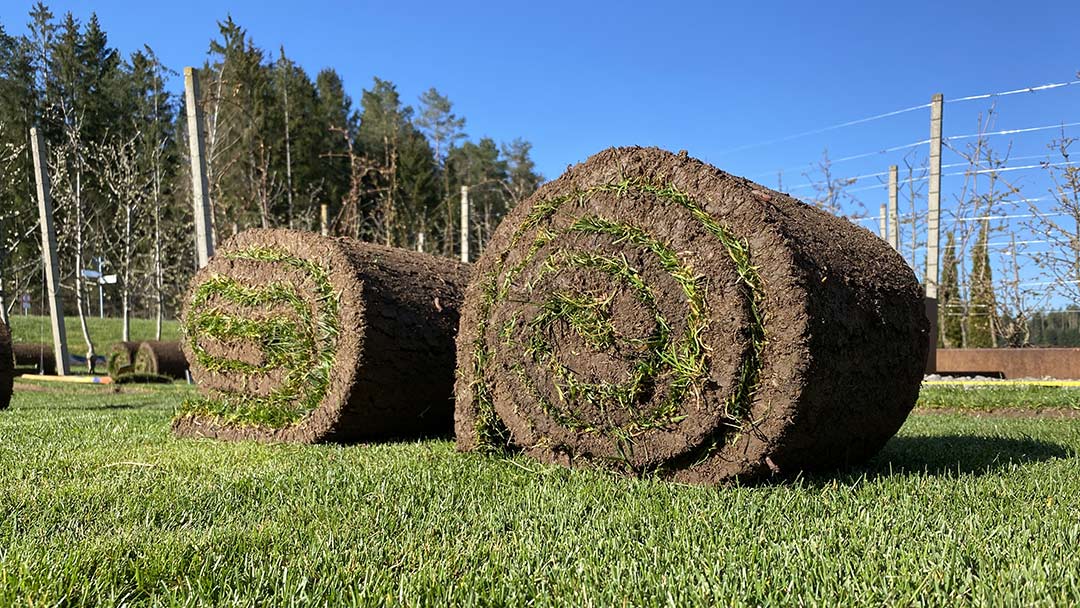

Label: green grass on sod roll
[1,382,1078,605]
[178,245,341,429]
[470,177,766,453]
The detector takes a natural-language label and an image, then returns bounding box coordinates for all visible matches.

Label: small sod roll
[454,147,929,484]
[0,322,12,410]
[12,343,55,374]
[106,341,140,377]
[133,341,188,379]
[175,228,469,443]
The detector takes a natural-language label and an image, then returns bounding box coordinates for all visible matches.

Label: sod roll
[175,228,469,442]
[12,342,55,374]
[133,341,188,379]
[0,322,12,410]
[455,147,929,483]
[106,341,140,377]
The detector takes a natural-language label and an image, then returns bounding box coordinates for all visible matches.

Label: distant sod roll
[174,228,469,443]
[455,147,929,484]
[1,322,12,410]
[106,341,140,377]
[133,341,188,379]
[13,343,55,375]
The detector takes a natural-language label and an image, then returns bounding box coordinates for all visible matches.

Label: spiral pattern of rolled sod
[174,228,469,443]
[132,341,188,380]
[106,341,140,378]
[0,322,12,410]
[455,147,929,483]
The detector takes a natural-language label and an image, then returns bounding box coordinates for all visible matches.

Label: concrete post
[888,165,899,250]
[460,185,469,263]
[878,204,887,239]
[30,127,71,376]
[925,93,944,373]
[184,67,214,268]
[320,203,329,237]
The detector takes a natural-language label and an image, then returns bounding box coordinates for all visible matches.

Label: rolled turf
[454,147,929,484]
[0,322,11,410]
[174,228,469,442]
[106,341,140,377]
[133,341,188,380]
[12,343,56,375]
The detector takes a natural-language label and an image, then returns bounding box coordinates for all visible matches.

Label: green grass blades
[178,246,341,429]
[920,383,1080,410]
[470,178,765,451]
[1,384,1079,605]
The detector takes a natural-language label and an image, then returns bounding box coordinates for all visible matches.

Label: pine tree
[938,231,963,348]
[967,219,997,347]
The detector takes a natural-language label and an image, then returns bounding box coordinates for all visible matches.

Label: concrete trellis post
[925,93,944,372]
[878,204,887,240]
[460,185,470,263]
[184,67,215,268]
[30,127,71,376]
[320,203,329,236]
[888,165,899,250]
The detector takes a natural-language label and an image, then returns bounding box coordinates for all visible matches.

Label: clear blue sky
[3,0,1076,181]
[3,0,1079,297]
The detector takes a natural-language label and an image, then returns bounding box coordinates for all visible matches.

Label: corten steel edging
[934,348,1080,380]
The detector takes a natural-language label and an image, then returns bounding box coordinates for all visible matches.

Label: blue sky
[2,0,1079,297]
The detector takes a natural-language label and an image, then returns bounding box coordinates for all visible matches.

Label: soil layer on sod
[175,228,469,443]
[12,342,56,374]
[106,341,140,377]
[0,322,11,410]
[133,341,187,379]
[454,147,929,483]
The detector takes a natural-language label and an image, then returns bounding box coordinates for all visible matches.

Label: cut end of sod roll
[132,340,188,380]
[454,146,929,484]
[175,228,469,443]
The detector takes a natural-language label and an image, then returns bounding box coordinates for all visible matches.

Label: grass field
[6,314,181,356]
[1,381,1078,606]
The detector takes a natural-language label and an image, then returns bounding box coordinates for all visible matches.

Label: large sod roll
[0,323,12,410]
[455,147,929,484]
[133,341,188,379]
[12,343,55,374]
[174,228,469,443]
[106,341,140,377]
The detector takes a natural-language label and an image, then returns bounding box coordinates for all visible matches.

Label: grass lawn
[0,381,1078,606]
[919,383,1080,411]
[6,315,181,355]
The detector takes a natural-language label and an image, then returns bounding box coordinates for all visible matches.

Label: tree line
[0,4,542,362]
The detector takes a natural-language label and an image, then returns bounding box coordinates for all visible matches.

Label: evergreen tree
[938,231,963,348]
[967,219,996,347]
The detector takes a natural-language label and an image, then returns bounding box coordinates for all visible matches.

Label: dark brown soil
[107,341,140,377]
[0,322,12,410]
[133,341,188,379]
[173,228,469,443]
[454,147,929,484]
[12,342,56,374]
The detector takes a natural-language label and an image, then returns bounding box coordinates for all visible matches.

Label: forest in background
[0,4,541,358]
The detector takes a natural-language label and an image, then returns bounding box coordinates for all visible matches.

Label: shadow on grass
[827,434,1075,482]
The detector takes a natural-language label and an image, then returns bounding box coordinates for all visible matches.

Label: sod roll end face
[106,341,140,378]
[454,146,929,484]
[0,322,12,410]
[176,228,469,443]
